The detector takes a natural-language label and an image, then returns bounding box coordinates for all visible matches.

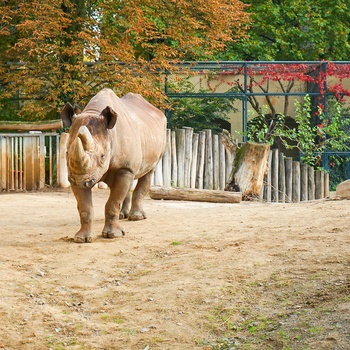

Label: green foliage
[246,110,286,145]
[246,95,350,168]
[329,156,350,190]
[217,0,350,61]
[283,96,320,166]
[168,79,238,132]
[169,95,236,132]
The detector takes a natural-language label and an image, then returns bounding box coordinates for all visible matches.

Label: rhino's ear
[60,103,75,127]
[73,104,81,115]
[101,106,117,129]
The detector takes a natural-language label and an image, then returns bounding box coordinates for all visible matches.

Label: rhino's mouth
[68,174,97,189]
[84,179,95,188]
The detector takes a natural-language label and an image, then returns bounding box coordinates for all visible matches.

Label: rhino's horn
[77,125,95,152]
[69,137,92,174]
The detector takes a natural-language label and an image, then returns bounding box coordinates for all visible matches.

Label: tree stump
[225,141,270,200]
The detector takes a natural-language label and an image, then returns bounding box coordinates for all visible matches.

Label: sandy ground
[0,188,350,350]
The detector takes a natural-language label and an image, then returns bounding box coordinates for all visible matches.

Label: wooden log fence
[152,128,329,202]
[261,149,330,202]
[152,128,235,191]
[0,132,60,191]
[0,128,330,202]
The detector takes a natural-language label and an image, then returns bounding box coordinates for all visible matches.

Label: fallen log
[0,119,63,131]
[149,186,242,203]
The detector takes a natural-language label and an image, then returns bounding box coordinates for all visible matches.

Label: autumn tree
[0,0,249,121]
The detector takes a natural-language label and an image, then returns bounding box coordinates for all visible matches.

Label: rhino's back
[83,88,120,115]
[120,93,164,122]
[111,92,167,177]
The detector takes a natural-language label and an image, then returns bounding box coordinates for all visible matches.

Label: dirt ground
[0,188,350,350]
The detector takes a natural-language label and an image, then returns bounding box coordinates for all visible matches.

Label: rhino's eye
[100,154,105,163]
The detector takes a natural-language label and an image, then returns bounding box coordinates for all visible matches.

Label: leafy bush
[246,95,350,168]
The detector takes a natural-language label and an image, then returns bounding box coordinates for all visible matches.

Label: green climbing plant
[245,95,350,168]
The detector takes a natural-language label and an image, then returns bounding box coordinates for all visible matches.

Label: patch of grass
[113,317,124,324]
[100,314,109,321]
[308,326,323,336]
[120,328,137,336]
[100,313,125,325]
[171,241,182,246]
[45,335,78,350]
[200,271,350,349]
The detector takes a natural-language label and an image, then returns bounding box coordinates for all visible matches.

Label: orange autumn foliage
[0,0,249,120]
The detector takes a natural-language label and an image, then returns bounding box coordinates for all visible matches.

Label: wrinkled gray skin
[61,88,167,243]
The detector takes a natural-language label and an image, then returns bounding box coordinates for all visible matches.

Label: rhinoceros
[60,88,167,243]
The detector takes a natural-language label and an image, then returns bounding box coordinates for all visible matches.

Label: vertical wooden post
[5,138,10,190]
[271,149,279,202]
[307,166,315,200]
[264,150,272,202]
[154,157,163,186]
[19,136,24,190]
[23,136,37,191]
[300,163,308,201]
[292,161,300,202]
[225,148,235,185]
[22,137,27,191]
[176,129,185,187]
[162,129,171,187]
[218,133,226,190]
[10,137,14,190]
[59,133,70,188]
[190,133,199,189]
[14,137,19,190]
[183,127,193,188]
[98,181,108,189]
[55,134,60,187]
[315,170,324,199]
[196,131,206,189]
[171,130,178,187]
[324,172,330,198]
[278,152,286,203]
[39,134,46,189]
[48,135,53,186]
[285,157,293,203]
[0,136,5,190]
[212,134,220,190]
[204,129,213,190]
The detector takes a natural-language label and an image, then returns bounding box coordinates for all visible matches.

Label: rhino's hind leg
[129,172,152,221]
[119,189,132,219]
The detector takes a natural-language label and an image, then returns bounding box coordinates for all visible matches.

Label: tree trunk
[149,186,242,203]
[225,141,270,200]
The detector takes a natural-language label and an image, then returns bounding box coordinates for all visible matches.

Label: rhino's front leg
[71,184,95,243]
[103,171,133,239]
